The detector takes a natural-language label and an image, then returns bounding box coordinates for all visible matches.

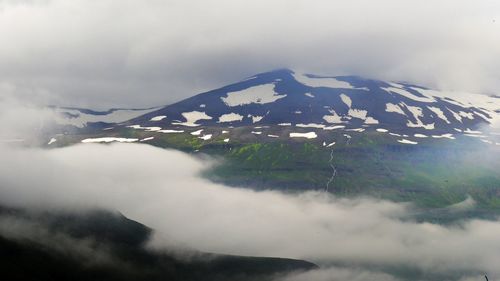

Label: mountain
[50,69,500,146]
[121,68,499,141]
[48,69,500,218]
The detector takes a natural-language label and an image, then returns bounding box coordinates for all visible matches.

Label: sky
[0,0,499,109]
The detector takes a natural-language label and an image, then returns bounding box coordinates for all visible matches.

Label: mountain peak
[59,69,500,146]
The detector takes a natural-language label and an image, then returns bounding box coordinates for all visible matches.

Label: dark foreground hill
[0,205,315,281]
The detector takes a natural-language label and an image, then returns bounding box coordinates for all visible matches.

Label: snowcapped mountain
[51,69,500,205]
[122,69,499,137]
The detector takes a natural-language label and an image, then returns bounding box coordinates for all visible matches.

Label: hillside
[46,69,500,218]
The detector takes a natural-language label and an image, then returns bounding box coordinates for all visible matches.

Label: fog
[0,141,499,280]
[1,0,499,108]
[0,91,59,140]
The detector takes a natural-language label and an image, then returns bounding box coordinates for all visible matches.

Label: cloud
[276,267,399,281]
[0,0,499,108]
[0,88,59,140]
[0,141,500,280]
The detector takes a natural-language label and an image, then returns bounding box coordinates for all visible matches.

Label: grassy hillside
[54,127,500,213]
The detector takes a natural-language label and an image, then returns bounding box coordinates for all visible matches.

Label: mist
[1,141,500,280]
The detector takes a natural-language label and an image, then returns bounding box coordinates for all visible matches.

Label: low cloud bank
[1,142,500,280]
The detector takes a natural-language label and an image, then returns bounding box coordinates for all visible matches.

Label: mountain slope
[126,69,498,137]
[48,69,500,216]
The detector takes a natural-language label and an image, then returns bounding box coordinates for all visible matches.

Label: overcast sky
[0,0,499,109]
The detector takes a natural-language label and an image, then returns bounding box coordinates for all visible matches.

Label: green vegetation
[58,128,500,215]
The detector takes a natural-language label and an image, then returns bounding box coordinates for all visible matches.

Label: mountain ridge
[46,69,500,148]
[125,68,498,134]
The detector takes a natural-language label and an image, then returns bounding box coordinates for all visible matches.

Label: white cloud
[0,0,499,108]
[276,267,399,281]
[0,88,59,140]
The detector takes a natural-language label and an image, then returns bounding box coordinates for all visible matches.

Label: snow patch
[81,137,138,143]
[292,72,360,89]
[296,123,325,129]
[47,138,57,145]
[289,132,317,139]
[383,86,436,103]
[427,107,450,123]
[414,134,428,138]
[346,128,365,132]
[385,103,406,116]
[150,115,166,121]
[218,112,244,123]
[464,129,482,134]
[464,134,486,138]
[127,125,162,132]
[348,108,367,119]
[397,139,418,145]
[405,104,435,130]
[414,88,500,126]
[323,109,344,124]
[172,111,212,127]
[199,134,212,141]
[158,129,184,133]
[190,129,203,136]
[432,134,455,139]
[250,115,264,123]
[221,84,286,106]
[340,94,352,107]
[341,93,378,123]
[364,117,379,124]
[459,111,474,120]
[376,128,389,133]
[305,93,315,98]
[324,125,345,130]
